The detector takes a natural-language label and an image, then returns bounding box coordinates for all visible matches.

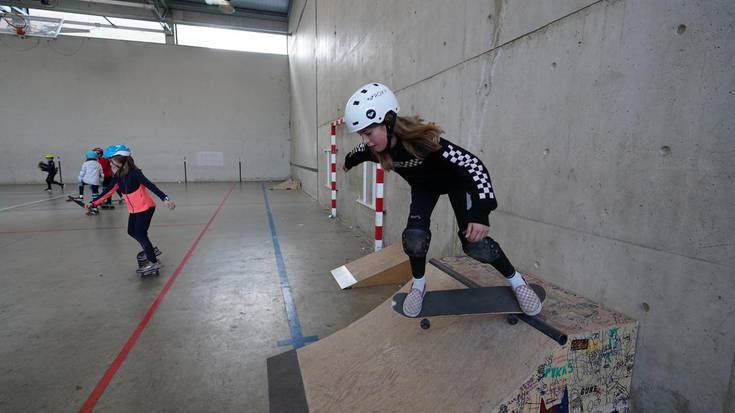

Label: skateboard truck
[427,258,568,346]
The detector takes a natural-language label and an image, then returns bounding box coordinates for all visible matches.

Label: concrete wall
[288,0,735,412]
[289,0,319,197]
[0,36,290,183]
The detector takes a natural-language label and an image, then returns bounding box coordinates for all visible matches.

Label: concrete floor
[0,183,398,412]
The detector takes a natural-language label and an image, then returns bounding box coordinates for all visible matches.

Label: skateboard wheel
[420,319,430,330]
[507,315,519,325]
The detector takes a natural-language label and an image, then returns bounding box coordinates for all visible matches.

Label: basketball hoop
[2,12,29,36]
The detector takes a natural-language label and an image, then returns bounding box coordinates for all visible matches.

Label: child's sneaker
[402,282,427,318]
[138,261,161,274]
[512,283,543,316]
[44,188,52,192]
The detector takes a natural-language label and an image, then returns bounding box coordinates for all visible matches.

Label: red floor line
[78,183,236,413]
[0,223,206,235]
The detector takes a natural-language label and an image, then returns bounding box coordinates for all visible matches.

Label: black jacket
[345,137,497,223]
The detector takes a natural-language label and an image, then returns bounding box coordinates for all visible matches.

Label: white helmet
[344,82,400,133]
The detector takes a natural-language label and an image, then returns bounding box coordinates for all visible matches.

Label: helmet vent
[361,89,367,93]
[353,100,360,105]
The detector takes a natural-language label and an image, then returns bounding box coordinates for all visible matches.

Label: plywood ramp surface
[272,256,638,413]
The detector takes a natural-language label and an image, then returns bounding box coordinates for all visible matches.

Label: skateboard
[99,204,115,210]
[392,284,546,329]
[67,195,97,215]
[136,247,162,276]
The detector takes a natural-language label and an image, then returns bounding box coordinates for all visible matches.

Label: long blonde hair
[376,114,443,171]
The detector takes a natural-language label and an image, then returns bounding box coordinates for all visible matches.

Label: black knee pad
[460,231,502,264]
[402,228,431,258]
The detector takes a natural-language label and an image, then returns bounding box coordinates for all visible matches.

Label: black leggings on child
[405,187,515,279]
[46,172,63,189]
[128,207,157,263]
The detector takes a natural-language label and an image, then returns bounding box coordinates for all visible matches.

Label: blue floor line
[261,184,318,349]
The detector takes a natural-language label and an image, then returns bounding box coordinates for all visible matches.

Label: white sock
[507,272,527,289]
[412,276,426,290]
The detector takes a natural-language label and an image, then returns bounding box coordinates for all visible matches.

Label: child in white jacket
[78,150,102,208]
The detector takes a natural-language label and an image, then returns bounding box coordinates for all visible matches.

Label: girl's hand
[165,200,176,210]
[464,222,489,243]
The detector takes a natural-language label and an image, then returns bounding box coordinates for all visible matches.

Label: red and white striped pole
[374,163,384,251]
[329,122,337,218]
[329,117,343,219]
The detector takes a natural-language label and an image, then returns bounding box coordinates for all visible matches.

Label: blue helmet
[85,150,97,160]
[103,144,131,158]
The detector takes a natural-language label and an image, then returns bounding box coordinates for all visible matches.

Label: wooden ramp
[329,244,411,289]
[270,256,638,413]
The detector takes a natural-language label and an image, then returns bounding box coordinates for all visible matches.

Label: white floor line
[0,194,68,212]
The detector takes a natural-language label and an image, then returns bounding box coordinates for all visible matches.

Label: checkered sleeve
[345,143,378,170]
[438,139,498,219]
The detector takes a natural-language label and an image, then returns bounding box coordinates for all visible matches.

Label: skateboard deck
[67,196,97,215]
[392,284,545,318]
[66,195,99,215]
[66,195,85,207]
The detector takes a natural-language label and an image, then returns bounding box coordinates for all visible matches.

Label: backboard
[0,12,63,38]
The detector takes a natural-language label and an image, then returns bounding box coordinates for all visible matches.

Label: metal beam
[4,0,288,33]
[166,1,286,22]
[6,0,160,21]
[170,8,287,33]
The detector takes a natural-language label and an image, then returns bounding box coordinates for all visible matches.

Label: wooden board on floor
[330,243,411,289]
[270,178,301,190]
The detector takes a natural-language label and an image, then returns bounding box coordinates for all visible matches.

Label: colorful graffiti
[437,256,637,413]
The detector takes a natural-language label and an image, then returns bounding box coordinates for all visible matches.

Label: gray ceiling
[7,0,292,33]
[168,0,290,19]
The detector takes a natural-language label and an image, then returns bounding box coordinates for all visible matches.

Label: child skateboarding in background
[77,151,102,213]
[93,147,123,208]
[87,145,175,275]
[341,82,542,318]
[40,153,64,192]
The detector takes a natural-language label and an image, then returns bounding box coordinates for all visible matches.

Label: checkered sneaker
[513,283,542,316]
[403,283,427,318]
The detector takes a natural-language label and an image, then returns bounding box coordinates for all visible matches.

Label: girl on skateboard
[93,147,124,207]
[87,144,175,274]
[342,83,542,318]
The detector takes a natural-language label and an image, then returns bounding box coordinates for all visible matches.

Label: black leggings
[45,172,63,189]
[406,188,515,279]
[79,183,99,200]
[128,207,157,263]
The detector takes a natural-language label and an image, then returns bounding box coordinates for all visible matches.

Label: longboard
[392,284,545,318]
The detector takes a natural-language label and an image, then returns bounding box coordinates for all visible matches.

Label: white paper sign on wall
[196,152,224,166]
